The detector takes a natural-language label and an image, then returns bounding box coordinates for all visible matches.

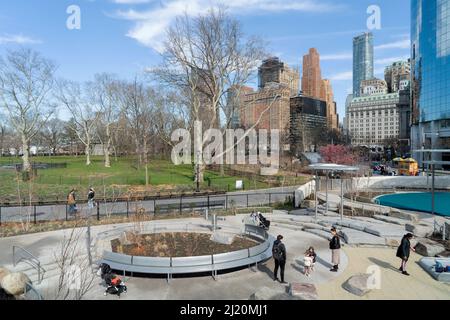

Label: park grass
[0,156,306,202]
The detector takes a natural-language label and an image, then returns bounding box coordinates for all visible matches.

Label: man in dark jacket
[272,235,287,283]
[396,233,415,276]
[329,227,341,272]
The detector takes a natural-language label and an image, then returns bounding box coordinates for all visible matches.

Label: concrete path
[316,247,450,300]
[0,186,298,223]
[0,213,346,300]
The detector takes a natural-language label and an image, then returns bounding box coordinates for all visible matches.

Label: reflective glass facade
[353,33,374,97]
[411,0,450,124]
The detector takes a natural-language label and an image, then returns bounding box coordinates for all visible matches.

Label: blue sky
[0,0,411,121]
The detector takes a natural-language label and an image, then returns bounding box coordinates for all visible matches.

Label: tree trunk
[21,134,31,172]
[104,125,111,168]
[143,139,149,186]
[85,144,91,166]
[0,126,4,157]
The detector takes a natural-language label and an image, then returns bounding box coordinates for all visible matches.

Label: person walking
[67,189,77,215]
[329,227,341,272]
[396,233,415,276]
[272,235,287,284]
[87,187,96,210]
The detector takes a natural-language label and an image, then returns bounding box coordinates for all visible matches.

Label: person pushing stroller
[98,263,127,297]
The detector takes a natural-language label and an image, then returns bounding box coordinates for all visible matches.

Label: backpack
[435,261,444,273]
[272,242,284,260]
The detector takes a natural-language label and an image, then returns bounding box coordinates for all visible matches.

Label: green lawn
[0,156,307,202]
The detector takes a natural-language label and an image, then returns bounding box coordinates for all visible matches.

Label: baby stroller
[258,213,270,230]
[98,263,127,297]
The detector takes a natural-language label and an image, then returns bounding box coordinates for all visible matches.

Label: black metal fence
[0,191,296,225]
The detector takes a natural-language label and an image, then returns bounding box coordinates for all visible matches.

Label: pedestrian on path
[67,189,77,215]
[329,227,341,272]
[87,187,96,210]
[396,233,415,276]
[272,235,287,284]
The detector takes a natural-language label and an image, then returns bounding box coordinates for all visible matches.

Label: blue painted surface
[375,193,450,217]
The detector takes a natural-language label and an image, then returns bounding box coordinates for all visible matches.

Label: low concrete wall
[295,181,315,207]
[353,176,450,190]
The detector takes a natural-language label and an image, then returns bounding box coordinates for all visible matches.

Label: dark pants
[274,259,285,282]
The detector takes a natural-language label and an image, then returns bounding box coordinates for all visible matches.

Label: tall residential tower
[353,32,374,97]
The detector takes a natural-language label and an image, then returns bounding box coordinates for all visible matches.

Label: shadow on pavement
[368,257,399,272]
[315,256,333,269]
[257,261,275,280]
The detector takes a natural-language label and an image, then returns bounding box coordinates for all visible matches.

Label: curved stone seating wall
[98,223,273,281]
[353,176,450,190]
[418,257,450,283]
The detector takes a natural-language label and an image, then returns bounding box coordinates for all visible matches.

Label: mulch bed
[111,232,260,257]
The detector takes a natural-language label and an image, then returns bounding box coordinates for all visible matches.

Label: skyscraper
[258,57,299,96]
[302,48,322,98]
[353,32,374,97]
[411,0,450,167]
[301,48,339,130]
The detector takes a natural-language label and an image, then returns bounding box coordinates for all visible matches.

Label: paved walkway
[317,247,450,300]
[1,212,449,300]
[0,186,298,223]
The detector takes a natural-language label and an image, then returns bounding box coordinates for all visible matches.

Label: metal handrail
[12,246,46,284]
[24,282,44,300]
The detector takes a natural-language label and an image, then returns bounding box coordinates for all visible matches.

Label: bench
[98,228,274,283]
[418,257,450,283]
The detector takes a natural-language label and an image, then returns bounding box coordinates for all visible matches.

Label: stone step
[302,229,333,242]
[373,215,409,226]
[339,227,387,246]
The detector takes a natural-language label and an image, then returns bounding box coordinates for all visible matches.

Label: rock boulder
[405,223,433,238]
[0,267,11,283]
[1,272,31,296]
[414,238,446,257]
[342,274,372,296]
[289,283,318,300]
[250,287,298,300]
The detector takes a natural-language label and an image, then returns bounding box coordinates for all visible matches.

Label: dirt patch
[111,232,261,257]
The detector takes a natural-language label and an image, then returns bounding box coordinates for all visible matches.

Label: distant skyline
[0,0,411,121]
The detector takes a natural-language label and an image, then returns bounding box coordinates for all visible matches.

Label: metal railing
[24,283,44,300]
[0,191,296,225]
[433,220,449,240]
[12,246,46,284]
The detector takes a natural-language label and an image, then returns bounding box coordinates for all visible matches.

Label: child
[304,247,317,277]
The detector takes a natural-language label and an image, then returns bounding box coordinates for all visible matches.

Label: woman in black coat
[396,233,415,276]
[329,227,341,272]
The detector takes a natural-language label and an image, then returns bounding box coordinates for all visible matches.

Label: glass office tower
[353,33,374,97]
[411,0,450,167]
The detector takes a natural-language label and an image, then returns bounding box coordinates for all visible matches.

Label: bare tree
[56,80,99,166]
[38,117,65,155]
[116,78,156,185]
[51,221,96,300]
[0,49,57,173]
[152,7,266,183]
[91,73,120,168]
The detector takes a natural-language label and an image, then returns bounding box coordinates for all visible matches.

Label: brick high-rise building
[301,48,322,99]
[258,57,299,96]
[241,84,292,132]
[301,48,339,131]
[320,79,339,130]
